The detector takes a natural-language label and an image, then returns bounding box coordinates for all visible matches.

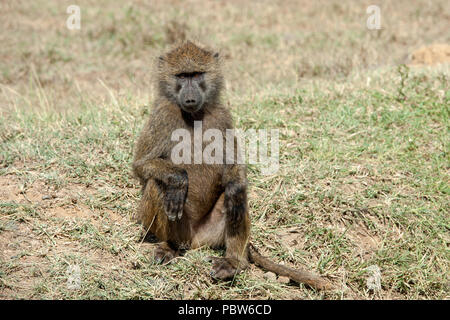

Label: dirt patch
[345,222,381,260]
[0,175,24,203]
[0,175,124,223]
[409,43,450,65]
[0,174,140,299]
[0,224,133,299]
[278,227,306,250]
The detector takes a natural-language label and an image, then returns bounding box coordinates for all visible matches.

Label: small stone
[263,271,276,281]
[42,194,57,200]
[277,276,290,284]
[131,261,142,270]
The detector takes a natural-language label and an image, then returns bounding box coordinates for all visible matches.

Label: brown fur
[132,41,333,290]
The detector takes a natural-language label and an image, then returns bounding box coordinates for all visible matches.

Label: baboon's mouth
[181,104,202,113]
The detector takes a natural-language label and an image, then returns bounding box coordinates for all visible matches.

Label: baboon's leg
[153,242,179,265]
[137,179,191,263]
[191,193,226,249]
[209,182,250,280]
[136,179,169,241]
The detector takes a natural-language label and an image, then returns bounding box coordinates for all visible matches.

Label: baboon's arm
[222,163,249,237]
[133,155,186,186]
[133,154,188,222]
[132,108,186,185]
[132,116,188,221]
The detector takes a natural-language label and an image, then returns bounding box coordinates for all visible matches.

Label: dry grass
[0,0,449,299]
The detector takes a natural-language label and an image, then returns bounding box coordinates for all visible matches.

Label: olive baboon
[132,41,332,290]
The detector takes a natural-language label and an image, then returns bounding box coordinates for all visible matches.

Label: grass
[0,0,449,299]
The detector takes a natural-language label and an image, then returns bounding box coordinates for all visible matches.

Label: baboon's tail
[248,243,333,291]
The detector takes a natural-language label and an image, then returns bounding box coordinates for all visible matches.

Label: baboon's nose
[184,98,197,106]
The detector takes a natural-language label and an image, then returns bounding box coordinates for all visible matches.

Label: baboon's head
[157,41,223,113]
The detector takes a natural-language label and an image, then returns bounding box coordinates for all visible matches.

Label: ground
[0,0,449,299]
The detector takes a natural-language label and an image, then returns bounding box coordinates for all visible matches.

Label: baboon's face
[174,72,206,113]
[158,42,223,112]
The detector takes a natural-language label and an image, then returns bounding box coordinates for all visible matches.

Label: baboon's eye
[192,72,204,79]
[176,72,204,79]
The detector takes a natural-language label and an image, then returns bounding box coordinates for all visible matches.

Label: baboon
[132,41,332,290]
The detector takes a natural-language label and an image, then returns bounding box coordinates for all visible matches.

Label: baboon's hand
[163,171,188,221]
[163,186,187,221]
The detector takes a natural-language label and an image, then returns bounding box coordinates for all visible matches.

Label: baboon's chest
[167,113,226,219]
[166,112,229,167]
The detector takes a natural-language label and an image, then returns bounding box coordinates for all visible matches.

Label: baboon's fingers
[164,195,176,221]
[173,190,184,220]
[163,187,185,221]
[177,205,183,220]
[166,211,176,222]
[165,205,178,221]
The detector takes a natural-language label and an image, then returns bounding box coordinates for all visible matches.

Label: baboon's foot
[207,256,244,280]
[153,242,178,265]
